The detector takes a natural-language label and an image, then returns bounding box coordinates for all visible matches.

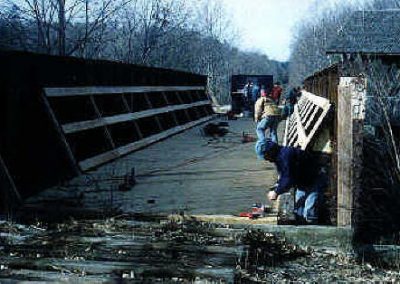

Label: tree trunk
[58,0,66,56]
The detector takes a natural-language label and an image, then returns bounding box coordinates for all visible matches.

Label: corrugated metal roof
[327,10,400,55]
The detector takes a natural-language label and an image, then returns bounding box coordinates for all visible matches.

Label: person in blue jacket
[282,87,302,117]
[255,139,328,224]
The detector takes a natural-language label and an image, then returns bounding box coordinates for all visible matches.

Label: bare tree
[0,0,288,104]
[365,60,400,179]
[1,0,132,56]
[289,0,400,86]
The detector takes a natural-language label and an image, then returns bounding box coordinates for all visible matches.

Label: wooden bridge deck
[26,118,280,218]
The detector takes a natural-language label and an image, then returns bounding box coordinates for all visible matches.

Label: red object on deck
[239,212,252,218]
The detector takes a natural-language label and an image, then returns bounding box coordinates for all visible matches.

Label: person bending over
[255,139,328,224]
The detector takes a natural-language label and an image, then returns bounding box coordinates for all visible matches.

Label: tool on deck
[241,132,257,143]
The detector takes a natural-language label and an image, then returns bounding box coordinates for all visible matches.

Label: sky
[221,0,341,62]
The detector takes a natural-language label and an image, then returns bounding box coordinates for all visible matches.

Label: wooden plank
[337,76,367,227]
[161,91,180,126]
[303,105,320,129]
[62,101,210,134]
[40,93,81,175]
[337,77,354,227]
[283,116,290,146]
[0,153,22,211]
[143,93,164,132]
[79,116,214,171]
[288,117,296,133]
[301,100,314,117]
[301,104,315,125]
[286,123,297,147]
[298,100,308,116]
[120,93,132,112]
[288,132,298,147]
[289,128,297,142]
[120,94,144,139]
[45,86,205,97]
[302,106,331,150]
[294,105,307,145]
[284,115,296,147]
[298,98,308,111]
[189,214,277,225]
[302,91,330,109]
[283,90,331,151]
[90,95,116,149]
[175,91,193,121]
[133,121,144,140]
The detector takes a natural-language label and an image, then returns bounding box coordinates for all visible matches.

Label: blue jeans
[256,116,279,142]
[294,171,327,223]
[295,190,320,223]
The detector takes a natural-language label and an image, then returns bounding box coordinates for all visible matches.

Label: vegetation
[289,0,400,85]
[0,0,287,104]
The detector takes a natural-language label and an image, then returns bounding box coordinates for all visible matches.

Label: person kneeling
[255,139,328,224]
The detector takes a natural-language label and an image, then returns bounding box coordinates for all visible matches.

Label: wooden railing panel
[44,85,212,171]
[283,91,331,150]
[45,86,205,97]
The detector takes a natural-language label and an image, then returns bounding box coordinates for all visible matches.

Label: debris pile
[0,215,239,282]
[237,229,400,283]
[240,229,307,269]
[2,214,400,282]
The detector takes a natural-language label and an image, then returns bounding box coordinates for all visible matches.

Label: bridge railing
[44,86,213,171]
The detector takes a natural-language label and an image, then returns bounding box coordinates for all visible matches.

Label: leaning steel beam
[45,86,205,97]
[79,116,214,171]
[62,100,210,134]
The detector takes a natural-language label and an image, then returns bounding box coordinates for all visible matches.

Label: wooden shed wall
[303,65,339,224]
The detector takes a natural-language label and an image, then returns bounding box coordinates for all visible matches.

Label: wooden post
[175,92,192,121]
[161,91,180,126]
[121,94,144,139]
[89,95,116,149]
[143,93,164,132]
[0,153,22,213]
[40,93,81,176]
[337,77,366,227]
